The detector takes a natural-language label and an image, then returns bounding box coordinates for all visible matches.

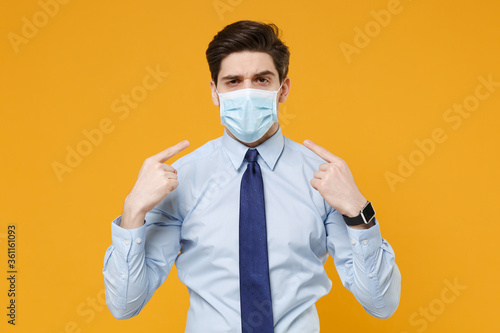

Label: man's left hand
[304,139,368,219]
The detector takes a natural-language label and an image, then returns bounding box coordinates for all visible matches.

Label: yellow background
[1,0,499,332]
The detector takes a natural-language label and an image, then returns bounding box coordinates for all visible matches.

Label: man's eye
[257,77,269,83]
[227,80,239,85]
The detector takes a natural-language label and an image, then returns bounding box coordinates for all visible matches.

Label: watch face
[362,202,375,223]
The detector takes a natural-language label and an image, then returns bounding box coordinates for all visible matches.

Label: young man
[103,20,401,332]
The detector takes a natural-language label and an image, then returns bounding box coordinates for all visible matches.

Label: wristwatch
[342,201,376,226]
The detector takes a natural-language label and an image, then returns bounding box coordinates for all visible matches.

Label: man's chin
[226,123,279,147]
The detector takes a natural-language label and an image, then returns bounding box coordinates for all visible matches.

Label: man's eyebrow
[254,70,275,77]
[220,70,276,81]
[220,74,242,81]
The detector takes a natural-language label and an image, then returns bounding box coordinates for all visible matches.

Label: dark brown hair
[206,20,290,86]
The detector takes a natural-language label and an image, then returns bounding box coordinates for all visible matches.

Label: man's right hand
[121,140,190,229]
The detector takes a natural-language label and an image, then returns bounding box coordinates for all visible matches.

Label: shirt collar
[222,126,285,171]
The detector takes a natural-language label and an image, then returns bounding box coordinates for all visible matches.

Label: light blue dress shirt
[103,127,401,332]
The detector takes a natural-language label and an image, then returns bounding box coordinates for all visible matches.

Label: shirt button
[362,240,368,246]
[136,238,142,244]
[124,239,130,246]
[368,273,374,278]
[351,240,356,245]
[121,274,125,279]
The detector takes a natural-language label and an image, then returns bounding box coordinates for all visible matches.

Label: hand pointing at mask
[120,140,190,229]
[304,140,371,228]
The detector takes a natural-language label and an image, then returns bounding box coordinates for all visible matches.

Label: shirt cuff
[346,218,383,257]
[111,216,147,257]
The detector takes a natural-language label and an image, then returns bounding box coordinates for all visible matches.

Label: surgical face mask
[216,83,283,143]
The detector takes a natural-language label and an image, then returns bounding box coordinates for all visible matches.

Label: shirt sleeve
[102,209,182,319]
[324,209,401,318]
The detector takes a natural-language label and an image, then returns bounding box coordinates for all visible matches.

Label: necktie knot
[245,149,259,163]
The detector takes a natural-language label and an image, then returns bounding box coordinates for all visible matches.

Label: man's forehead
[219,51,278,77]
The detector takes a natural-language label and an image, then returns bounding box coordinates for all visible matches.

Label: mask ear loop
[277,80,285,92]
[274,80,286,123]
[276,80,286,101]
[213,82,223,109]
[214,81,221,96]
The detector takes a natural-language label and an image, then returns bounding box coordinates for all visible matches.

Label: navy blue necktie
[239,149,274,332]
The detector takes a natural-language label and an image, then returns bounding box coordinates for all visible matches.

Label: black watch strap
[342,201,376,226]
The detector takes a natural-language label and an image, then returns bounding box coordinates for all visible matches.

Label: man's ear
[210,80,220,106]
[278,77,291,103]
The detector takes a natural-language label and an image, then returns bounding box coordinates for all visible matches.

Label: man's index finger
[152,140,190,163]
[303,139,339,163]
